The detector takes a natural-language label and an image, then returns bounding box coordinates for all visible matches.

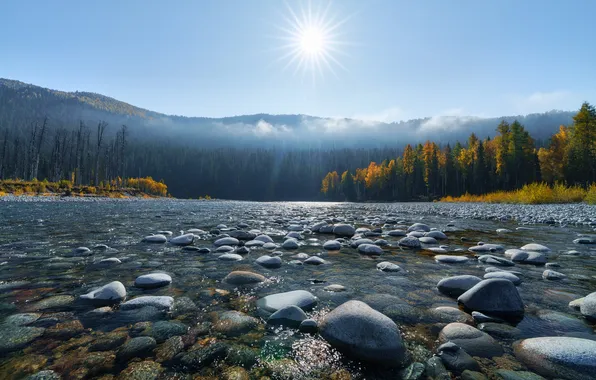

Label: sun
[273,1,350,83]
[300,27,324,54]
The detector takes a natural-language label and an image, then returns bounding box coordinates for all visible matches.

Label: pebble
[134,273,172,289]
[376,261,401,272]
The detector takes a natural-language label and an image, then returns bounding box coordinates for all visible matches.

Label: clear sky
[2,0,595,121]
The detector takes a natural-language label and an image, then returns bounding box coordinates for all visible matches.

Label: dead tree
[94,121,108,185]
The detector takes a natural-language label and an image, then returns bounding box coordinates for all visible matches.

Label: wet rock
[169,233,194,246]
[304,256,326,265]
[399,236,421,248]
[223,271,266,285]
[134,273,172,289]
[439,323,503,357]
[73,246,91,255]
[80,281,126,306]
[426,231,448,240]
[435,255,469,264]
[407,223,430,233]
[388,230,406,237]
[255,255,282,268]
[376,261,401,272]
[514,337,596,380]
[96,257,122,266]
[469,244,505,253]
[254,234,274,243]
[484,271,522,285]
[117,360,163,380]
[90,331,128,351]
[216,245,235,252]
[155,336,184,363]
[214,237,240,247]
[333,224,356,237]
[172,297,198,317]
[178,342,229,370]
[4,313,41,326]
[282,239,299,250]
[223,366,250,380]
[520,243,551,252]
[478,255,515,266]
[120,296,174,311]
[45,320,84,340]
[229,230,256,240]
[458,279,524,321]
[437,275,482,297]
[236,246,250,254]
[494,369,545,380]
[574,237,595,244]
[257,290,317,314]
[430,306,473,324]
[542,269,566,280]
[462,370,488,380]
[568,297,584,311]
[419,236,438,244]
[32,295,75,311]
[0,325,45,353]
[26,370,61,380]
[299,319,318,333]
[323,240,341,250]
[143,234,167,243]
[579,292,596,320]
[399,362,425,380]
[262,242,279,250]
[319,300,406,366]
[214,311,260,337]
[145,320,188,343]
[117,336,157,361]
[358,243,383,255]
[437,341,481,374]
[472,311,503,324]
[508,250,547,265]
[267,305,307,328]
[218,253,243,261]
[324,284,346,292]
[426,356,450,380]
[291,252,310,260]
[245,240,264,247]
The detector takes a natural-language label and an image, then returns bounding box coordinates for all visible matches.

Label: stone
[319,300,406,366]
[521,243,551,252]
[471,311,503,324]
[508,250,547,265]
[117,336,157,361]
[399,362,426,380]
[255,255,282,268]
[32,295,75,311]
[257,290,317,314]
[407,223,430,233]
[333,224,356,237]
[462,370,488,380]
[143,234,167,243]
[437,341,481,374]
[579,292,596,320]
[468,244,505,253]
[426,231,448,240]
[282,239,299,250]
[26,371,62,380]
[437,275,482,297]
[387,230,406,237]
[80,281,126,306]
[478,322,521,339]
[96,257,122,266]
[146,320,188,343]
[426,356,450,380]
[117,360,163,380]
[73,246,92,255]
[457,279,524,321]
[430,306,473,324]
[120,296,174,311]
[178,342,229,370]
[435,255,469,264]
[477,255,515,266]
[419,236,438,244]
[495,370,545,380]
[223,271,266,285]
[169,233,194,246]
[376,261,401,272]
[574,237,595,244]
[214,311,259,337]
[155,336,184,363]
[0,325,45,353]
[90,332,128,351]
[262,242,279,250]
[254,234,274,243]
[218,253,243,261]
[542,269,566,280]
[514,337,596,380]
[216,245,235,252]
[245,240,265,247]
[439,323,503,357]
[214,237,240,247]
[134,273,172,289]
[299,319,318,334]
[303,256,326,265]
[229,230,256,240]
[267,305,307,328]
[484,271,522,285]
[324,284,346,292]
[358,243,383,255]
[323,240,341,250]
[398,236,421,248]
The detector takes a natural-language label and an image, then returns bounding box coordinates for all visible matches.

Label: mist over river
[0,199,595,379]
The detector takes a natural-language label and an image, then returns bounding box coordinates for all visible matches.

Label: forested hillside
[0,78,587,200]
[321,103,596,201]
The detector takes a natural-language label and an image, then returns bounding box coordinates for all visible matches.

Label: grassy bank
[0,177,169,198]
[441,183,596,205]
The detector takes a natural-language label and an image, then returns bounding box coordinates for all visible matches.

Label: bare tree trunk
[32,117,47,181]
[75,121,84,185]
[119,125,128,179]
[27,121,38,180]
[12,137,20,178]
[94,121,107,185]
[0,129,8,179]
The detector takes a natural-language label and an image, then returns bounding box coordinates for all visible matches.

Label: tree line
[321,102,596,201]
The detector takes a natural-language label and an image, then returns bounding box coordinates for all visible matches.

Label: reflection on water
[0,200,594,379]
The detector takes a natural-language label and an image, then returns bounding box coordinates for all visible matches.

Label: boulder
[267,305,307,328]
[457,279,524,322]
[281,239,299,250]
[542,270,566,280]
[120,296,174,311]
[350,238,375,248]
[255,255,282,269]
[257,290,317,314]
[437,275,482,297]
[439,322,503,357]
[399,236,421,248]
[387,230,406,237]
[143,234,167,243]
[80,281,126,306]
[483,271,521,285]
[333,224,356,237]
[304,256,326,265]
[214,237,240,247]
[254,235,274,243]
[358,244,383,255]
[223,271,266,285]
[579,292,596,320]
[407,223,430,233]
[520,243,551,252]
[425,231,447,240]
[134,273,172,289]
[419,237,438,244]
[319,300,407,366]
[514,337,596,380]
[323,240,341,250]
[508,250,547,265]
[435,255,469,264]
[169,233,194,246]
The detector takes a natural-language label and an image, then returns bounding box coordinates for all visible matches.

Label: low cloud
[419,108,481,133]
[351,106,404,123]
[511,90,573,114]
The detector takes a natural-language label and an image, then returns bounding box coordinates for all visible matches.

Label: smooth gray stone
[435,255,469,264]
[319,300,406,366]
[437,341,481,374]
[257,290,317,314]
[579,292,596,320]
[333,224,356,237]
[304,256,326,265]
[134,273,172,289]
[267,305,307,328]
[214,237,240,247]
[458,279,524,321]
[255,255,282,268]
[542,269,566,280]
[223,271,266,285]
[407,223,430,233]
[376,261,401,272]
[484,271,522,285]
[514,337,596,380]
[358,243,383,255]
[323,240,341,250]
[399,236,422,248]
[437,275,482,297]
[117,336,156,360]
[299,318,318,334]
[439,322,503,358]
[80,281,126,306]
[120,296,174,311]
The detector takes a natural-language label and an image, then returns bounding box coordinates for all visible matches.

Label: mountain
[0,78,574,148]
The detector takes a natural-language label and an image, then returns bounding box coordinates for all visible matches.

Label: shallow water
[0,200,595,379]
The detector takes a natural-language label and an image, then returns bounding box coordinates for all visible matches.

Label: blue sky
[2,0,595,121]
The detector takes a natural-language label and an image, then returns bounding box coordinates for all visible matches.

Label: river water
[0,199,594,379]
